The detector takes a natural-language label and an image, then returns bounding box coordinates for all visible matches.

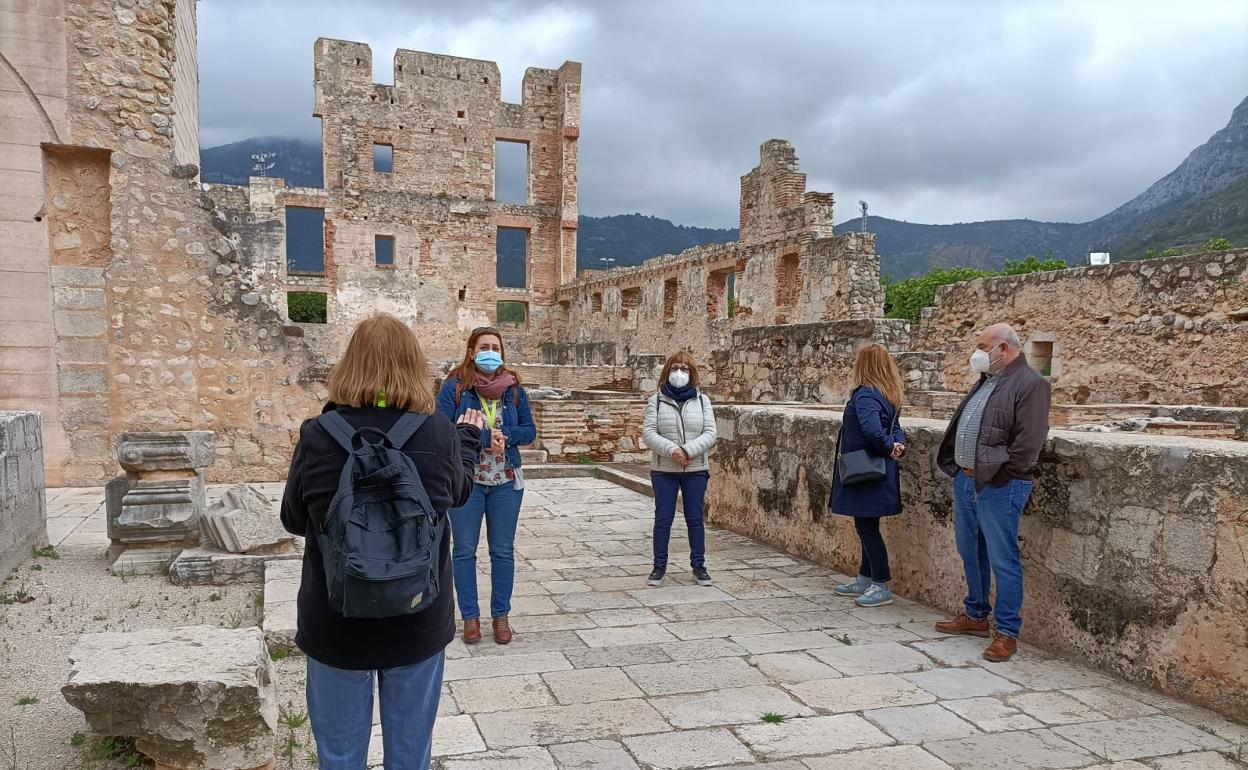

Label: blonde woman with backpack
[281,314,484,770]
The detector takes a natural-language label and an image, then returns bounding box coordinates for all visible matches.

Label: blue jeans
[449,482,523,619]
[651,471,708,568]
[953,472,1033,638]
[306,652,444,770]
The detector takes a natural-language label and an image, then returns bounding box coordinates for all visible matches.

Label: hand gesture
[673,448,690,468]
[890,443,906,460]
[491,431,508,455]
[457,408,485,429]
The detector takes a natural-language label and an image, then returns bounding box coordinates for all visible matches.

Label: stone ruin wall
[707,405,1248,721]
[551,140,886,392]
[0,412,48,577]
[208,41,582,365]
[912,248,1248,407]
[1,0,331,486]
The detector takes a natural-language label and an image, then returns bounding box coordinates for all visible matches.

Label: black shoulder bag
[834,396,899,486]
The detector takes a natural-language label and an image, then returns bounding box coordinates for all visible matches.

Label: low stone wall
[911,248,1248,406]
[0,412,47,575]
[705,404,1248,721]
[723,319,913,403]
[514,363,633,392]
[531,398,648,463]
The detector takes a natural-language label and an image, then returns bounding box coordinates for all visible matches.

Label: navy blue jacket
[435,376,536,471]
[828,386,905,517]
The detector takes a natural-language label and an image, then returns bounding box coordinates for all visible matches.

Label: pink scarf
[473,370,517,401]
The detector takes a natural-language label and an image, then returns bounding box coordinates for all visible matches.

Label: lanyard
[480,398,500,429]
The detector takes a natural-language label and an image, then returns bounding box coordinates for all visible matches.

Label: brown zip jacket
[937,354,1052,491]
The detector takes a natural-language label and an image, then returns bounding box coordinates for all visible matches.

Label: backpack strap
[317,411,357,453]
[386,412,428,450]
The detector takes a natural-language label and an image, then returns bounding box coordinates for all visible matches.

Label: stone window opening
[1025,333,1061,378]
[663,277,678,321]
[496,227,528,288]
[285,207,325,275]
[591,292,603,314]
[707,268,735,320]
[621,287,641,320]
[776,251,800,307]
[458,287,467,302]
[375,235,395,268]
[494,140,529,204]
[373,143,393,173]
[457,110,465,119]
[497,300,527,328]
[287,291,327,324]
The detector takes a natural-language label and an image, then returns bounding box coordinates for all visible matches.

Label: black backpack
[314,411,444,619]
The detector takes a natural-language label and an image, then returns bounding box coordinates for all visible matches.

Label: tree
[1204,237,1233,252]
[1001,253,1067,275]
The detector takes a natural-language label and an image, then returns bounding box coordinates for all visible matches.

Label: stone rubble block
[202,484,295,554]
[61,626,277,770]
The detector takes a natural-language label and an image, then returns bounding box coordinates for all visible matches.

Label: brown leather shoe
[492,616,513,645]
[462,618,482,645]
[983,633,1018,662]
[934,612,991,638]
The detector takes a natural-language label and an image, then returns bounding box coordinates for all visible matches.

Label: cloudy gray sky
[199,0,1248,228]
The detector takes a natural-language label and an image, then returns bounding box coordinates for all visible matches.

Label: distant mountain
[202,95,1247,280]
[201,136,323,187]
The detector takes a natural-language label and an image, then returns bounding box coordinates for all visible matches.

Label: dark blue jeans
[449,482,524,619]
[306,652,444,770]
[854,516,891,583]
[651,471,708,569]
[953,472,1034,638]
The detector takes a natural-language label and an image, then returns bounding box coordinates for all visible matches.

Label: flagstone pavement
[46,476,1248,770]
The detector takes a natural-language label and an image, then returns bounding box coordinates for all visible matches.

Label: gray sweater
[642,392,717,473]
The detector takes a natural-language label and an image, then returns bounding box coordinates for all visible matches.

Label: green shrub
[287,292,327,324]
[884,267,995,323]
[1204,237,1233,252]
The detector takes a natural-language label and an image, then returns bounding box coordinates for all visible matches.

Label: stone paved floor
[47,477,1248,769]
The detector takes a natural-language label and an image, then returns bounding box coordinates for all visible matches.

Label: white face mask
[970,349,991,373]
[668,370,691,389]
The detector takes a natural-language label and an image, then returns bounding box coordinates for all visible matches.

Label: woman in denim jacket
[435,326,536,645]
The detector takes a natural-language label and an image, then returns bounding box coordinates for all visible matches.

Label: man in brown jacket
[934,323,1051,662]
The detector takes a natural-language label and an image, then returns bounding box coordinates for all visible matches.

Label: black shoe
[693,566,713,586]
[647,566,666,586]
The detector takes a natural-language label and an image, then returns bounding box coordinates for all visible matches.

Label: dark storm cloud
[199,0,1248,227]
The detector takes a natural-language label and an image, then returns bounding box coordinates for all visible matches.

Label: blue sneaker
[855,584,894,607]
[834,575,870,596]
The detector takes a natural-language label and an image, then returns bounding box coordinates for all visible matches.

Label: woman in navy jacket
[435,326,536,645]
[829,344,907,608]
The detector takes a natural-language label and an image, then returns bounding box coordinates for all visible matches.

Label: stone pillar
[105,432,214,575]
[0,411,48,576]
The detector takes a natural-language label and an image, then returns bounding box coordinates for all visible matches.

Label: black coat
[828,386,905,517]
[280,403,481,670]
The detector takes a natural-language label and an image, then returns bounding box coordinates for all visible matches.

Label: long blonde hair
[328,314,435,413]
[850,344,903,408]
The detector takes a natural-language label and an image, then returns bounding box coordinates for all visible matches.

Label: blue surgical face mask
[475,350,503,373]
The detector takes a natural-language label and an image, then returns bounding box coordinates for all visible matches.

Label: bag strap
[317,411,357,453]
[386,412,428,450]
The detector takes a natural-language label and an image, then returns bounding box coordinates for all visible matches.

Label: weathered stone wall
[912,248,1248,406]
[532,398,647,463]
[288,40,582,362]
[552,141,885,382]
[706,404,1248,721]
[40,0,329,485]
[0,0,72,484]
[0,412,48,577]
[722,319,916,403]
[513,364,633,392]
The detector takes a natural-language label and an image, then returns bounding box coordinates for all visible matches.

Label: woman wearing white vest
[641,351,717,587]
